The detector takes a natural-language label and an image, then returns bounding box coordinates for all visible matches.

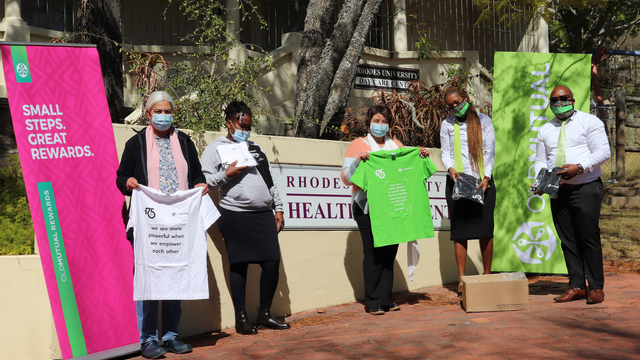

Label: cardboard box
[460,273,529,312]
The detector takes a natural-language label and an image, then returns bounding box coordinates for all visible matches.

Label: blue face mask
[370,123,389,138]
[231,124,251,142]
[151,113,173,131]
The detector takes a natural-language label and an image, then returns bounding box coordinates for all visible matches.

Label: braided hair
[444,85,484,175]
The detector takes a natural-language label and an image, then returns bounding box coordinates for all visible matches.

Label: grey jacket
[201,136,283,212]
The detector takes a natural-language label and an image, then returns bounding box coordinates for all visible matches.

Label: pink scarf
[145,126,189,191]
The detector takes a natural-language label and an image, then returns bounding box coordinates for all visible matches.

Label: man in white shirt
[533,85,610,305]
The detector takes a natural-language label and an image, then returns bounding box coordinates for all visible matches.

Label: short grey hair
[145,91,175,115]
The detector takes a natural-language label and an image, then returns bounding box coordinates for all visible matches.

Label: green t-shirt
[350,147,438,247]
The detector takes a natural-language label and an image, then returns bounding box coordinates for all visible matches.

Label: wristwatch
[576,163,584,175]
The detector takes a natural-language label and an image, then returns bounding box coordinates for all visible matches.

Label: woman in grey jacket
[201,101,289,335]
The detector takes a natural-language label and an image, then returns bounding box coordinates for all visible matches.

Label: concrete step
[604,196,640,207]
[606,187,640,197]
[604,186,640,207]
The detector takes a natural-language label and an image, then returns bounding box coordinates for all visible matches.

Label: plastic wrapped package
[451,172,484,204]
[530,167,562,198]
[463,271,527,283]
[500,271,526,281]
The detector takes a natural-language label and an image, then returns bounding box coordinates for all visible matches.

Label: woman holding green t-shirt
[440,85,496,293]
[341,105,429,315]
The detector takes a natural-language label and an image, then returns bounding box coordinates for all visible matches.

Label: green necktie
[454,121,464,172]
[556,120,567,166]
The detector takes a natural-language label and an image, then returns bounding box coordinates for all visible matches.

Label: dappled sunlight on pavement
[118,273,640,359]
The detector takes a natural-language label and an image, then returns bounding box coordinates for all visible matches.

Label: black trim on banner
[0,41,97,48]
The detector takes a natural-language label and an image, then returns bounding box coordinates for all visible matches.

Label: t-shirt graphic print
[128,185,220,300]
[350,147,437,247]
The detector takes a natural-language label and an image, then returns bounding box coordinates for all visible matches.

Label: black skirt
[217,207,281,264]
[445,176,496,240]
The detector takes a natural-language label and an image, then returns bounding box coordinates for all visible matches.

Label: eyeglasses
[550,95,572,103]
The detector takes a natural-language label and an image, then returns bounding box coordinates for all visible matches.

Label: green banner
[492,52,591,274]
[10,45,32,83]
[37,182,87,356]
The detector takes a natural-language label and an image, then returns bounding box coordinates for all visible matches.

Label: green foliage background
[126,0,273,132]
[0,155,34,255]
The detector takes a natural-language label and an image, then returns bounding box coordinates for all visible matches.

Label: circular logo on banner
[16,63,29,78]
[511,222,557,264]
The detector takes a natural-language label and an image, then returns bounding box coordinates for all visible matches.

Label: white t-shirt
[128,185,220,300]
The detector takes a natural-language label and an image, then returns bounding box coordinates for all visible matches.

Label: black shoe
[256,308,291,330]
[235,310,258,335]
[141,340,166,359]
[383,303,400,312]
[163,338,192,354]
[365,306,385,315]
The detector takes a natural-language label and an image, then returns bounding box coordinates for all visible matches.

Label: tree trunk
[295,0,368,138]
[75,0,124,123]
[294,0,337,133]
[320,0,383,134]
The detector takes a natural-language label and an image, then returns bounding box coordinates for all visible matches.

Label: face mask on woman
[452,101,470,118]
[152,113,173,131]
[370,123,389,137]
[550,101,574,120]
[231,124,251,142]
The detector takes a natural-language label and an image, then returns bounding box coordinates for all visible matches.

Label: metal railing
[593,97,640,185]
[21,0,76,33]
[591,103,617,184]
[405,0,535,70]
[18,0,535,66]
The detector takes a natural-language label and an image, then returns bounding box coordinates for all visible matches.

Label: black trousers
[550,179,605,290]
[353,204,398,309]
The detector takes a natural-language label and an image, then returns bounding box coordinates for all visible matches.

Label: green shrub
[0,155,34,255]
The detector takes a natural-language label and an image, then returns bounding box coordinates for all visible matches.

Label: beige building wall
[0,255,62,360]
[119,32,492,135]
[0,125,489,360]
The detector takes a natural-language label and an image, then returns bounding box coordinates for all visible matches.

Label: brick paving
[119,274,640,360]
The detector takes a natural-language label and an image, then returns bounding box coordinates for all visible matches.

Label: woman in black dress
[440,85,496,290]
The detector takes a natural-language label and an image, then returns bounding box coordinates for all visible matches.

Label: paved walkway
[119,273,640,360]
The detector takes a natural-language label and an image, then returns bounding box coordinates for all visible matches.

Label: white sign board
[272,164,450,231]
[427,172,450,230]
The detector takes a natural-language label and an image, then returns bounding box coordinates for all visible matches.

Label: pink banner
[1,44,138,359]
